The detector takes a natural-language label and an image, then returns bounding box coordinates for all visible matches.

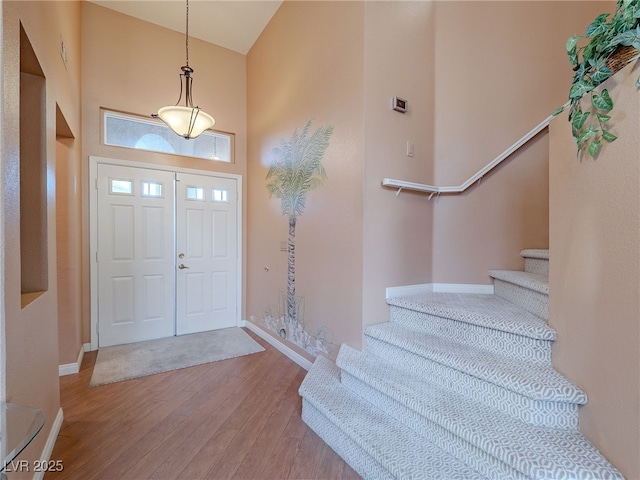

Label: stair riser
[366,323,586,404]
[494,280,548,321]
[341,372,528,480]
[365,337,579,429]
[302,356,622,479]
[390,306,552,365]
[301,357,486,479]
[301,400,391,480]
[524,257,549,276]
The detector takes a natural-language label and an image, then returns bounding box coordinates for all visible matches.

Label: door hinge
[95,178,98,190]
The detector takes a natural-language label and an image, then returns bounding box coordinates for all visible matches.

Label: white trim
[386,283,494,299]
[89,156,243,351]
[386,283,433,299]
[33,407,64,480]
[58,343,90,376]
[242,320,313,371]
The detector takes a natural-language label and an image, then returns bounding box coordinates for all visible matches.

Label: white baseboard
[58,343,90,376]
[242,284,493,368]
[386,283,433,298]
[33,407,64,480]
[386,282,494,299]
[242,320,313,371]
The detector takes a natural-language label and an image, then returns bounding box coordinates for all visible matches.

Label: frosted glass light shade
[156,105,215,139]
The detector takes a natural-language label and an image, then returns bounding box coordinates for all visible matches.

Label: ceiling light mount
[152,0,214,139]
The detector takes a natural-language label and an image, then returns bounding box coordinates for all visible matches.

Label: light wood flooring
[46,329,360,480]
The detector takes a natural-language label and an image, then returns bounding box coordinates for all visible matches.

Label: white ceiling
[90,1,283,55]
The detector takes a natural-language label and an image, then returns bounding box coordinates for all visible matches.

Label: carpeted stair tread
[387,292,555,341]
[365,322,586,404]
[301,402,390,479]
[299,355,486,480]
[521,250,550,276]
[489,270,549,294]
[299,247,623,479]
[337,345,623,480]
[521,249,549,260]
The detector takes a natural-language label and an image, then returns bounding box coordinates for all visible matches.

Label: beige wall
[57,135,82,366]
[549,64,640,480]
[431,2,612,283]
[246,1,613,354]
[247,1,365,356]
[246,1,438,354]
[2,2,634,476]
[362,1,435,328]
[81,2,248,342]
[2,1,82,475]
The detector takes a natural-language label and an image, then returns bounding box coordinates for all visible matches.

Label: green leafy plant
[557,0,640,157]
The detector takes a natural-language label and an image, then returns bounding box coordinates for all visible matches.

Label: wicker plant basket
[606,44,639,74]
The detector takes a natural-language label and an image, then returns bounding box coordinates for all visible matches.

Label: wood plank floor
[45,329,360,480]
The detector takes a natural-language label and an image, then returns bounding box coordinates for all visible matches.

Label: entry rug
[90,327,265,387]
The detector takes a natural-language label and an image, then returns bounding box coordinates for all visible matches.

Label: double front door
[96,163,238,347]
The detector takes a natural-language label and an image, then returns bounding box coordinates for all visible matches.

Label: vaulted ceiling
[89,1,283,55]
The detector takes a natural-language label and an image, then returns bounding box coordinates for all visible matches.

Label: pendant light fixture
[152,0,214,139]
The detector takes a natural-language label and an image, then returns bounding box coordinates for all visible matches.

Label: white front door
[97,164,176,347]
[175,173,238,335]
[95,163,239,347]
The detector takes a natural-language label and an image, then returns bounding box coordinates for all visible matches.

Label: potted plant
[557,0,640,157]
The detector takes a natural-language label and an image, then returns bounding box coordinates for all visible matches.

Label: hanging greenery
[556,0,640,157]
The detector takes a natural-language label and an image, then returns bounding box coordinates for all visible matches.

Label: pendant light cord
[185,0,190,68]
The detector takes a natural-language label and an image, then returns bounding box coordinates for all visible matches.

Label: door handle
[178,264,189,270]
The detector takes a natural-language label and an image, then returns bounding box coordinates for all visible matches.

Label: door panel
[97,164,176,347]
[176,173,237,335]
[95,163,239,346]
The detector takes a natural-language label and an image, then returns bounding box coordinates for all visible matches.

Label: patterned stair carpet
[299,249,624,479]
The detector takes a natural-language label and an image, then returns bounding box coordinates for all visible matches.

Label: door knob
[178,264,189,269]
[178,253,185,258]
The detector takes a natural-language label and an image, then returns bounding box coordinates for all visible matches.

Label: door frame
[88,155,243,351]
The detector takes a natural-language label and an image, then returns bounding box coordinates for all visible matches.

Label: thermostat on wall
[392,96,407,113]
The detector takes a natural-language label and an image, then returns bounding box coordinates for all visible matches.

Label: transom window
[103,109,234,162]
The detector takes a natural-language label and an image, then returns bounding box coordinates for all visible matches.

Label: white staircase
[299,249,624,479]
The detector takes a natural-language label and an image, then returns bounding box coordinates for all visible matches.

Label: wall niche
[19,23,48,307]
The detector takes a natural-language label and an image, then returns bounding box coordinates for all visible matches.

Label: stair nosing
[520,249,549,260]
[387,292,556,341]
[301,402,390,479]
[337,346,621,480]
[300,356,487,479]
[489,270,549,294]
[365,322,586,404]
[339,344,575,440]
